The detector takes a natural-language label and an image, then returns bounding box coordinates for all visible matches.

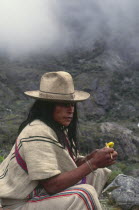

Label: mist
[0,0,139,57]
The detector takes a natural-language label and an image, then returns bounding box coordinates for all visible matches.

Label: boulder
[103,174,139,210]
[79,121,139,162]
[100,122,139,162]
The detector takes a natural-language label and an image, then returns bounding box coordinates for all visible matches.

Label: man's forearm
[40,161,93,195]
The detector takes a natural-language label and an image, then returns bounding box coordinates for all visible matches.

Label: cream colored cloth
[0,119,111,209]
[0,120,77,201]
[9,184,102,210]
[3,168,111,210]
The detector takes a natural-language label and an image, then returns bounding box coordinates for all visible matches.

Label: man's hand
[88,148,118,170]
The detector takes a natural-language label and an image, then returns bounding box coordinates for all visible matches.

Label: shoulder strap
[15,139,28,173]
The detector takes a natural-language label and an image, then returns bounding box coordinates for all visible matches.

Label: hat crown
[40,71,74,94]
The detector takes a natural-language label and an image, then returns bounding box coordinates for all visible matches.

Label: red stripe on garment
[15,139,28,173]
[65,188,95,209]
[28,193,90,210]
[28,188,95,210]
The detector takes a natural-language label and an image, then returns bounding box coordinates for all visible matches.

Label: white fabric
[0,120,77,201]
[0,120,111,210]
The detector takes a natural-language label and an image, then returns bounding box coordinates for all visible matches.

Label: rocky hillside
[0,43,139,165]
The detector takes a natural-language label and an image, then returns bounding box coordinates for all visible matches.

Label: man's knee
[70,184,102,210]
[70,184,99,200]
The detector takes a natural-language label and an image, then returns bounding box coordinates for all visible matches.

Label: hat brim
[24,90,90,102]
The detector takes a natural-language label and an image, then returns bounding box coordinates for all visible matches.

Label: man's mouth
[65,117,72,120]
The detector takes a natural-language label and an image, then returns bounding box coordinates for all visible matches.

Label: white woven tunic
[0,120,111,210]
[0,120,77,200]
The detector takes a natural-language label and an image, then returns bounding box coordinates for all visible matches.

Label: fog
[0,0,139,57]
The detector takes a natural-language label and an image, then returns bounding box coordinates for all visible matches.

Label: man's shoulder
[18,120,57,140]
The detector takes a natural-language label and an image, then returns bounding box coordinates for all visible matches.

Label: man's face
[53,102,75,127]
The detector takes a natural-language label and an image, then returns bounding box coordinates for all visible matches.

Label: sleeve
[21,124,64,181]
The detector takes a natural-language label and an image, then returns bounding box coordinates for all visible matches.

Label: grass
[0,155,4,163]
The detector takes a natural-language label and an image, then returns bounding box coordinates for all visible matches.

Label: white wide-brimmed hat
[24,71,90,102]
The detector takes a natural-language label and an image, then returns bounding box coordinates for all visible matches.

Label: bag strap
[15,139,28,173]
[64,135,86,184]
[65,137,76,162]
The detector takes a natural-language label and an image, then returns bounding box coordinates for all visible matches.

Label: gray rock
[79,121,139,162]
[103,174,139,210]
[100,122,139,162]
[94,84,111,108]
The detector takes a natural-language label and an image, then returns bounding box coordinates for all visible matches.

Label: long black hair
[18,100,79,157]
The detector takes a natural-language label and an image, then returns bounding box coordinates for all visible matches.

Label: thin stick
[105,144,113,160]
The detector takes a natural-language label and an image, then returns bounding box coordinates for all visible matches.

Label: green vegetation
[107,162,126,184]
[0,155,4,163]
[107,161,139,185]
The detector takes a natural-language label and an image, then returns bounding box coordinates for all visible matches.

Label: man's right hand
[89,147,118,170]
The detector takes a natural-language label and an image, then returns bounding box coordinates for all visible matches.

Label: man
[0,71,118,209]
